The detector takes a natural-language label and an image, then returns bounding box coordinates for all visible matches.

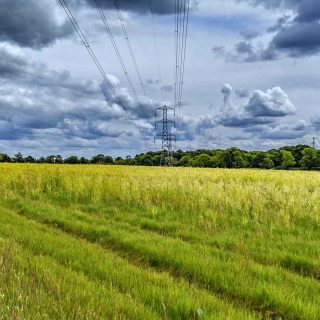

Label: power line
[178,0,190,108]
[174,0,191,128]
[149,0,162,81]
[174,0,180,120]
[94,0,148,120]
[58,0,145,133]
[174,0,183,126]
[113,0,147,96]
[175,0,184,116]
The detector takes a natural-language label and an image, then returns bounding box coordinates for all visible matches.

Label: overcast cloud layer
[0,0,319,157]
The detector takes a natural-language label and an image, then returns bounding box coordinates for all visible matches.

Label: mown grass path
[0,164,320,319]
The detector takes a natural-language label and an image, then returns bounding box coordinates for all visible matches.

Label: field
[0,164,319,319]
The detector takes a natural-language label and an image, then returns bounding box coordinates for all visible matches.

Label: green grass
[0,164,320,319]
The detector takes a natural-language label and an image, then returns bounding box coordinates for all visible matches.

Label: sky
[1,0,320,157]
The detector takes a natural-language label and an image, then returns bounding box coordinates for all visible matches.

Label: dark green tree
[90,154,113,164]
[178,155,193,167]
[37,157,46,164]
[91,154,106,164]
[292,145,310,166]
[281,151,295,169]
[79,157,89,164]
[224,148,247,168]
[64,156,79,164]
[250,152,263,168]
[261,155,274,169]
[14,152,25,163]
[0,153,11,162]
[104,156,114,164]
[268,149,282,168]
[151,155,161,166]
[55,155,63,164]
[24,156,36,163]
[193,154,212,168]
[45,155,58,164]
[300,148,319,169]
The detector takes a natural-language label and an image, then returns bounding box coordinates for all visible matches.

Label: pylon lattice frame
[154,106,176,166]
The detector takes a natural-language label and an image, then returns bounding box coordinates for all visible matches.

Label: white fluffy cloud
[216,85,296,128]
[245,87,296,117]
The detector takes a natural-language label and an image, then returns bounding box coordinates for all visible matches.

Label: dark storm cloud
[222,41,278,63]
[0,120,23,140]
[236,41,254,55]
[0,0,196,51]
[236,0,300,10]
[177,114,217,141]
[240,30,260,40]
[220,0,320,61]
[233,41,263,62]
[245,120,308,140]
[73,0,198,15]
[0,48,28,77]
[244,0,320,21]
[265,0,320,57]
[101,82,156,121]
[0,0,73,49]
[296,0,320,23]
[218,115,272,128]
[160,85,174,93]
[58,118,134,140]
[0,47,151,142]
[212,46,226,59]
[0,47,104,102]
[271,22,320,57]
[310,115,320,131]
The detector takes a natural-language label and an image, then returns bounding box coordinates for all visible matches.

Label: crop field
[0,164,319,319]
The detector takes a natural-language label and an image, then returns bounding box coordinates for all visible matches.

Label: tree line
[1,145,320,169]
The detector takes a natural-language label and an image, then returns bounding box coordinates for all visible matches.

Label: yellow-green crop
[0,164,319,319]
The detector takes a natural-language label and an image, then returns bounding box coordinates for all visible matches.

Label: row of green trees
[0,145,319,169]
[0,153,113,165]
[128,145,320,169]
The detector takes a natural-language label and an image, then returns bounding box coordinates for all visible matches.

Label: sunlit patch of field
[0,164,319,319]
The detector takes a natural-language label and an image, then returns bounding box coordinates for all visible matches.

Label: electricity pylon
[154,106,176,166]
[312,137,317,149]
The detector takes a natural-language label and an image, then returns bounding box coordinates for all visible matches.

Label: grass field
[0,164,319,319]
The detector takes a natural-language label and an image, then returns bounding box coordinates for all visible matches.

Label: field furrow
[0,206,257,320]
[4,198,320,320]
[76,201,320,280]
[0,238,157,320]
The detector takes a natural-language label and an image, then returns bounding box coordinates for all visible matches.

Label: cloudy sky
[1,0,320,157]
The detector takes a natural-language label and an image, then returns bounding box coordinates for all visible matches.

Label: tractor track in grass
[0,239,159,320]
[1,206,273,320]
[10,196,320,282]
[4,200,320,320]
[22,194,320,283]
[0,206,258,320]
[77,203,320,282]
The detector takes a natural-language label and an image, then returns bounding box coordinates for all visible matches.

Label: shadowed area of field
[0,164,320,319]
